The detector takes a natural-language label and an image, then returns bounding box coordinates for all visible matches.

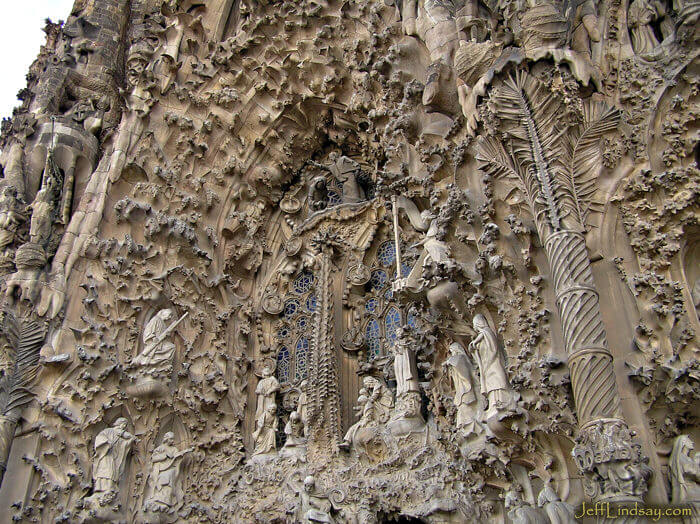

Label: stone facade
[0,0,697,522]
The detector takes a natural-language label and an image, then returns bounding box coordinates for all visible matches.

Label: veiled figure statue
[132,309,179,378]
[89,418,135,504]
[393,327,420,396]
[143,432,192,519]
[468,314,518,419]
[669,435,700,523]
[444,342,478,429]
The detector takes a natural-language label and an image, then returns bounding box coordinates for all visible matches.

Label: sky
[0,1,75,121]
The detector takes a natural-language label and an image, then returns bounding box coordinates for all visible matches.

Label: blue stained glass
[400,262,411,277]
[293,272,314,294]
[277,326,290,339]
[284,299,299,319]
[365,319,381,360]
[277,346,290,383]
[370,270,388,291]
[306,294,317,312]
[327,190,341,206]
[297,316,308,330]
[377,241,396,267]
[407,311,417,329]
[295,338,309,381]
[385,307,401,348]
[365,298,378,314]
[384,288,394,300]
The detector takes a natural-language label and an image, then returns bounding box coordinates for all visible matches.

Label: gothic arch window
[362,240,414,361]
[275,271,316,384]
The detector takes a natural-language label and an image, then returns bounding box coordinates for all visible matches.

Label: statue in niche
[0,186,24,253]
[87,418,135,506]
[393,327,420,396]
[252,403,278,457]
[130,309,186,380]
[307,175,329,212]
[255,366,280,424]
[443,342,478,429]
[297,475,335,523]
[143,432,192,517]
[627,0,665,56]
[669,435,700,512]
[537,483,576,524]
[326,154,366,204]
[468,314,518,419]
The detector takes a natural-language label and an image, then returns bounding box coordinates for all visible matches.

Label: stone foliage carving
[0,0,697,521]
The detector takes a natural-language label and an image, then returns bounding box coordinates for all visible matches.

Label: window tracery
[361,240,414,361]
[275,271,315,384]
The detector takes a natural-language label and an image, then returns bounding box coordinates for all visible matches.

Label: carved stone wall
[0,0,697,522]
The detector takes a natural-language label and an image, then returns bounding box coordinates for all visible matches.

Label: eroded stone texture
[0,0,697,522]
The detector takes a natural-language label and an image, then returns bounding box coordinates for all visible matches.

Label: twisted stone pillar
[543,229,650,502]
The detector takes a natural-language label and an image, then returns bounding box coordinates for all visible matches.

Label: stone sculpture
[444,341,478,428]
[143,432,192,519]
[669,435,700,513]
[0,0,698,520]
[88,418,135,505]
[468,314,517,418]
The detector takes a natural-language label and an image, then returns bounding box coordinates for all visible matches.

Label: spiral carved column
[544,230,650,502]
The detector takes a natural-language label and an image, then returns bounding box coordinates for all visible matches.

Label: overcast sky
[0,1,75,121]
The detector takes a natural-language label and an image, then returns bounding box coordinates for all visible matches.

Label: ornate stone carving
[0,0,697,520]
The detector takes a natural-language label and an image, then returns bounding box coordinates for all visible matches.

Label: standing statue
[537,483,576,524]
[88,418,135,505]
[393,327,420,396]
[297,379,311,438]
[444,342,478,428]
[252,403,278,457]
[255,366,280,424]
[131,309,186,379]
[468,314,517,418]
[143,432,192,517]
[669,435,700,518]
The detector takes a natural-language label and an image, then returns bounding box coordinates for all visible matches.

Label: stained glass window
[327,190,342,206]
[365,298,378,314]
[385,307,401,348]
[277,346,290,383]
[276,271,316,384]
[306,294,317,312]
[377,241,396,267]
[293,272,314,294]
[370,270,387,291]
[284,299,299,319]
[294,338,309,381]
[365,319,381,360]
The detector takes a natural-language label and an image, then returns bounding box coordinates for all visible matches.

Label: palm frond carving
[0,313,45,487]
[478,71,620,232]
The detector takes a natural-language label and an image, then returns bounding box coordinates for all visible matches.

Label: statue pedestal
[125,377,168,399]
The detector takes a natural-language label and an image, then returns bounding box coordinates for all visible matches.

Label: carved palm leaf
[0,314,44,420]
[485,71,580,231]
[558,100,621,225]
[476,136,549,234]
